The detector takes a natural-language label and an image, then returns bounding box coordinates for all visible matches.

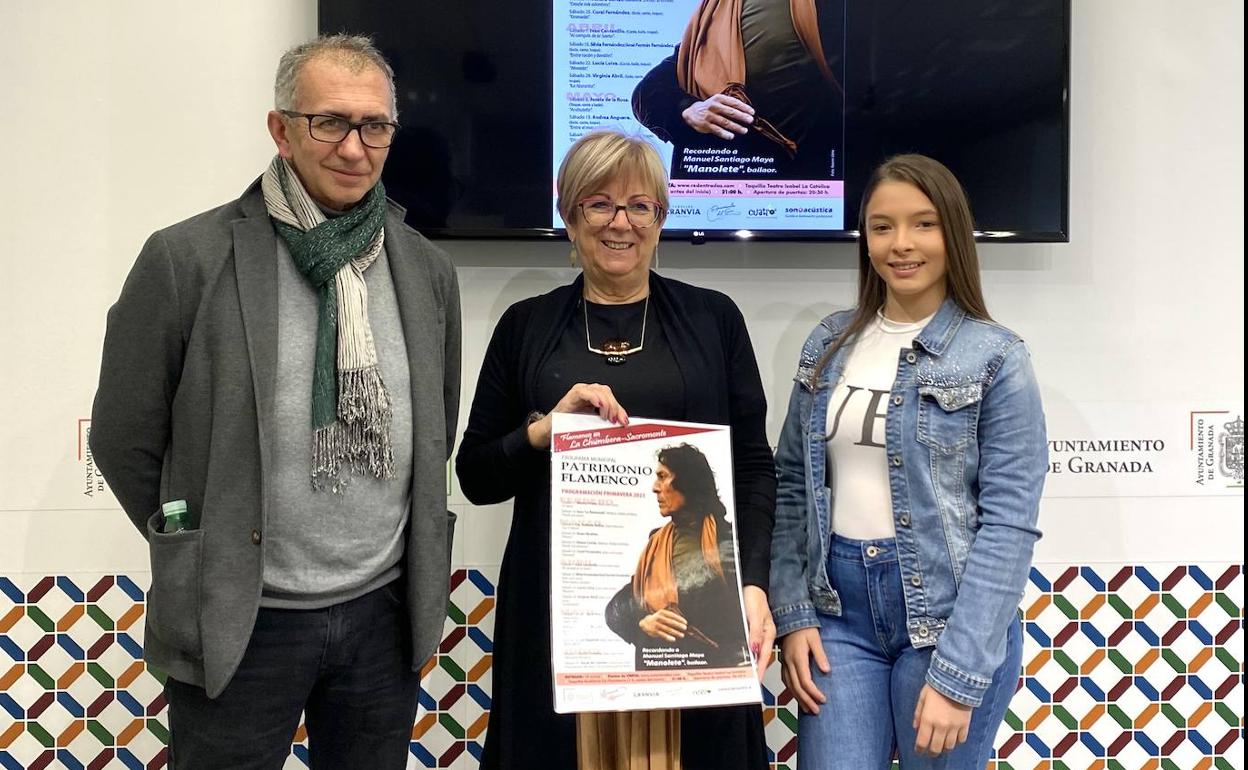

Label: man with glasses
[90,34,460,769]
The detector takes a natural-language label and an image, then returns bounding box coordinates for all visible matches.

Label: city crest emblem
[1219,416,1244,482]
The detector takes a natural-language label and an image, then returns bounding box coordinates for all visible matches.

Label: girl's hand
[779,627,829,714]
[912,684,972,757]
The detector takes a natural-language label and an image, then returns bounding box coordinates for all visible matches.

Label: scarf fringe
[311,366,395,490]
[337,365,393,426]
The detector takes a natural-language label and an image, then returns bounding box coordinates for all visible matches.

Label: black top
[537,296,684,417]
[741,0,826,146]
[456,272,775,770]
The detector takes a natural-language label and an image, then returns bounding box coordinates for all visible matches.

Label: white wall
[0,0,1242,575]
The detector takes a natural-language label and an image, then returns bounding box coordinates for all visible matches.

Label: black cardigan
[456,271,775,588]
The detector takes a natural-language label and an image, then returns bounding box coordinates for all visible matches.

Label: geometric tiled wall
[1,565,1242,770]
[1003,566,1243,770]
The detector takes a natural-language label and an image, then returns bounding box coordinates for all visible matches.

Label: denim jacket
[769,298,1047,706]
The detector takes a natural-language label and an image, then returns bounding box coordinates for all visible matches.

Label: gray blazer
[90,180,461,697]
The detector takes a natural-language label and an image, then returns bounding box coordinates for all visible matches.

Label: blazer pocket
[916,383,983,453]
[145,510,205,657]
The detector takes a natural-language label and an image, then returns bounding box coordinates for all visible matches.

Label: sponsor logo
[563,689,593,704]
[669,206,703,217]
[707,204,739,221]
[747,207,776,218]
[784,206,838,214]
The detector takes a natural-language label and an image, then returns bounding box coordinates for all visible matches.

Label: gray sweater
[262,239,413,608]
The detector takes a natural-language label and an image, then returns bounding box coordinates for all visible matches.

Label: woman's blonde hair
[556,129,670,228]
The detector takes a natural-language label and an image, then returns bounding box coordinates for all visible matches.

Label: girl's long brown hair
[812,154,993,384]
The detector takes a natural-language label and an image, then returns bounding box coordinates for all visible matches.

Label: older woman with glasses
[456,128,776,770]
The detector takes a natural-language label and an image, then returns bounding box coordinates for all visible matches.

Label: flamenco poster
[549,413,762,713]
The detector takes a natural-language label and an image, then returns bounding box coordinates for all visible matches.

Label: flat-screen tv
[319,0,1070,242]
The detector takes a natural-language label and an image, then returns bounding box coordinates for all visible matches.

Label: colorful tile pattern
[0,575,166,770]
[0,566,1241,770]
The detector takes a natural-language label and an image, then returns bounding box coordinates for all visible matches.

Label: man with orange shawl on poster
[632,0,845,181]
[606,444,752,671]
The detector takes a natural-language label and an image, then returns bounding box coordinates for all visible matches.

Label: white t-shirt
[825,310,932,540]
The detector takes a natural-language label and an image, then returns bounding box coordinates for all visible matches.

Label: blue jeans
[797,536,1022,770]
[165,581,421,770]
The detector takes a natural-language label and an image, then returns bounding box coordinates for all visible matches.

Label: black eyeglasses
[280,110,399,149]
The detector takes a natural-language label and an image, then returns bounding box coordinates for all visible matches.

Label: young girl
[769,154,1047,768]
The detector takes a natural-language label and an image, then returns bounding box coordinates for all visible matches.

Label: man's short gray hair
[274,34,398,119]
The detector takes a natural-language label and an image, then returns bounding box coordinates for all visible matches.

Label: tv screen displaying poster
[554,0,848,233]
[320,0,1069,242]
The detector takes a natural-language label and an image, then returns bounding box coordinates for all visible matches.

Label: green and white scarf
[261,156,394,490]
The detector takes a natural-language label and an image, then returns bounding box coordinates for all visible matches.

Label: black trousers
[165,581,421,770]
